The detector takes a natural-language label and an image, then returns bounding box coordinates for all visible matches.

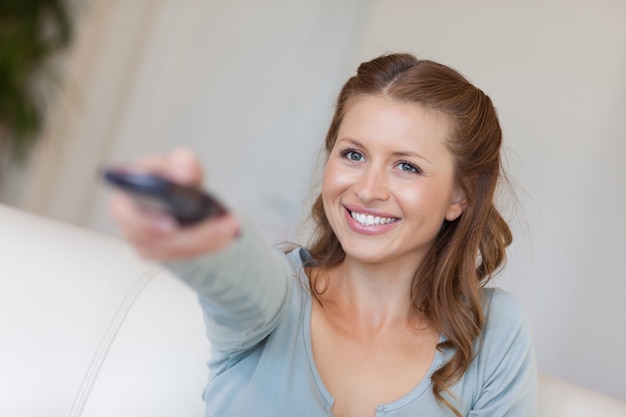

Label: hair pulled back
[307,53,512,415]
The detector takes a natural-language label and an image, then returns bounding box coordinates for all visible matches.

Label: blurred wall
[3,0,368,243]
[3,0,625,401]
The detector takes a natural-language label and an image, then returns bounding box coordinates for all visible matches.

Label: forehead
[338,95,453,149]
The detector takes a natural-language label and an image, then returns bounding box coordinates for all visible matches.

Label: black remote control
[103,166,227,225]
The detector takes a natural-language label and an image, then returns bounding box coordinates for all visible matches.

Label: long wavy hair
[306,53,512,416]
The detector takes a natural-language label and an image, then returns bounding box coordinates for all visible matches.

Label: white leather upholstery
[0,205,208,417]
[1,204,625,416]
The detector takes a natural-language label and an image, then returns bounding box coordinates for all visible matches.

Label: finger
[125,148,204,186]
[164,148,204,186]
[108,192,177,244]
[142,214,240,260]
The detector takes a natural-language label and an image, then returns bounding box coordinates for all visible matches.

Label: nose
[354,165,390,203]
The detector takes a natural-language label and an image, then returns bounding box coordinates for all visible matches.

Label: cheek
[399,183,453,224]
[320,167,332,204]
[321,161,348,200]
[320,165,337,215]
[321,162,353,228]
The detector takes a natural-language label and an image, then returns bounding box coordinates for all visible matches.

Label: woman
[110,53,537,416]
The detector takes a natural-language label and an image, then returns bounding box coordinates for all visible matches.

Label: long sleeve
[162,220,292,353]
[466,289,538,416]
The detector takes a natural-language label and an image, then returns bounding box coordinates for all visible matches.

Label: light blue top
[165,223,537,416]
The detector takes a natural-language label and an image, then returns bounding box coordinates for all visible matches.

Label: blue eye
[397,161,422,174]
[340,148,365,162]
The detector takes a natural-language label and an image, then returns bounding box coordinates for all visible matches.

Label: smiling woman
[306,54,528,416]
[108,53,536,417]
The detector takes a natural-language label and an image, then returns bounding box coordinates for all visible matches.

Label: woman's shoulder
[284,246,315,288]
[480,287,534,357]
[483,287,530,328]
[464,288,538,413]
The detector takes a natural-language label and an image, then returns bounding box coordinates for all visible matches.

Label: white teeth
[350,211,396,226]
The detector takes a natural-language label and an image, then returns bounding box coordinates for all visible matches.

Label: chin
[341,241,397,265]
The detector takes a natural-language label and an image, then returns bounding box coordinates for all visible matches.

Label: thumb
[167,148,205,186]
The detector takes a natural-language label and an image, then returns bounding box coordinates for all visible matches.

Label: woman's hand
[108,148,240,260]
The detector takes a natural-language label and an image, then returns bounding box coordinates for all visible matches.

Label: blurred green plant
[0,0,74,164]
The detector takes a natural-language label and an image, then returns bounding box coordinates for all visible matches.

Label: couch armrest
[0,205,209,417]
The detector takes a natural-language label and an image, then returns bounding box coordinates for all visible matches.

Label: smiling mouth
[349,210,399,226]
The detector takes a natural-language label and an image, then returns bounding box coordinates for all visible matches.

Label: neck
[315,257,423,335]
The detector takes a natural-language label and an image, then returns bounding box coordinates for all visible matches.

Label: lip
[343,204,400,235]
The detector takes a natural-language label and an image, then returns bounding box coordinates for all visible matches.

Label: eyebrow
[391,150,432,164]
[338,137,432,164]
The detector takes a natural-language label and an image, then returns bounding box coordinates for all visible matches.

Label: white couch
[1,204,625,417]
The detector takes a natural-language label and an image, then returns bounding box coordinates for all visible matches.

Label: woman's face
[322,95,465,269]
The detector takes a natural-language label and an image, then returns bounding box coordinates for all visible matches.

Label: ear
[445,188,466,221]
